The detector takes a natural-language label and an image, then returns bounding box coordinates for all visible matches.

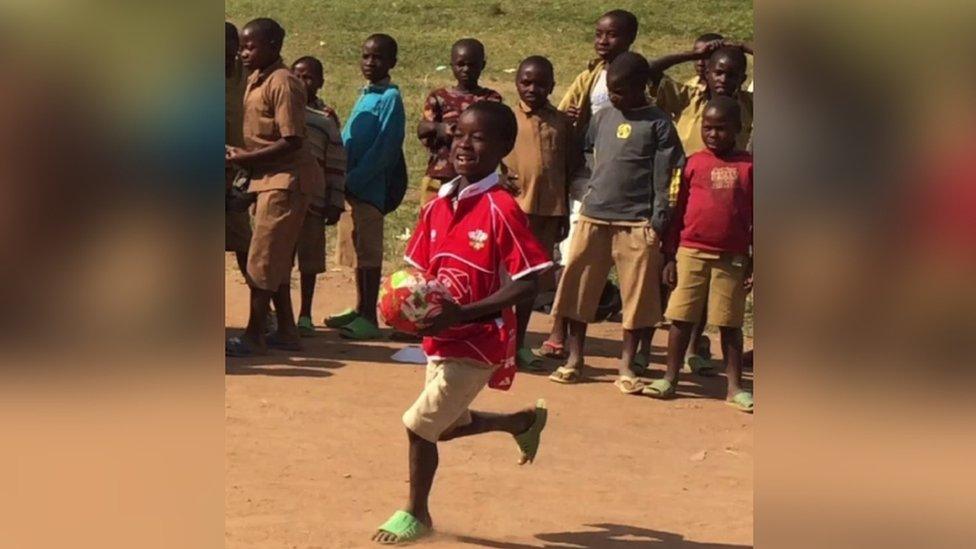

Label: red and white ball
[378,269,454,334]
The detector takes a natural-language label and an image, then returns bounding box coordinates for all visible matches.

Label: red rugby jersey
[404,173,553,390]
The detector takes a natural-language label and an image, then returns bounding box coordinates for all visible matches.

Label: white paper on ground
[390,346,427,364]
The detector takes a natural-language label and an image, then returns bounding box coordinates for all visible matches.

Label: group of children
[225,9,753,545]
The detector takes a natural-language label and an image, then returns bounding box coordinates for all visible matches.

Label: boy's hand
[565,106,580,121]
[699,39,725,58]
[417,299,462,336]
[662,260,677,289]
[324,204,344,226]
[436,122,457,143]
[226,146,251,166]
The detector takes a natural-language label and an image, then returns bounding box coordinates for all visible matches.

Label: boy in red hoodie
[645,96,754,413]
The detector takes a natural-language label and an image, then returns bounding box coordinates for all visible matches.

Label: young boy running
[291,56,346,336]
[372,102,550,545]
[645,96,753,413]
[548,52,684,394]
[503,55,578,370]
[417,38,503,206]
[326,34,407,340]
[537,9,639,361]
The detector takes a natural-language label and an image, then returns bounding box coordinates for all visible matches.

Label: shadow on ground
[456,522,752,548]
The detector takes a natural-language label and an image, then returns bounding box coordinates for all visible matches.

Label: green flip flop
[642,378,677,399]
[375,510,430,545]
[324,308,359,329]
[685,355,719,377]
[517,347,545,371]
[338,316,382,340]
[297,316,316,337]
[514,399,548,465]
[727,390,754,413]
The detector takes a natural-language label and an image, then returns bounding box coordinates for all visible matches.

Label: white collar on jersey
[438,172,499,202]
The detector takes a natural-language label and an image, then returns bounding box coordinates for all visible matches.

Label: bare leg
[299,272,316,319]
[720,326,745,397]
[235,250,248,277]
[372,429,436,544]
[547,316,567,347]
[270,283,300,344]
[664,320,695,385]
[242,286,272,350]
[439,407,536,441]
[564,319,587,371]
[515,294,535,350]
[620,329,639,378]
[358,266,382,325]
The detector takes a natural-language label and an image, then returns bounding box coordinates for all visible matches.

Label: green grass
[226,0,753,268]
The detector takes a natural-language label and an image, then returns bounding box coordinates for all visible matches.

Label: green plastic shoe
[324,308,358,329]
[297,316,315,337]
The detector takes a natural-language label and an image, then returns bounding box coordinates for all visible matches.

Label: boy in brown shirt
[225,22,250,275]
[502,56,578,370]
[225,18,318,356]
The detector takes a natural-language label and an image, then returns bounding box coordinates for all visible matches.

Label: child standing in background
[291,56,346,336]
[537,9,640,361]
[648,96,753,412]
[417,38,503,207]
[549,52,684,394]
[326,34,407,341]
[503,55,578,370]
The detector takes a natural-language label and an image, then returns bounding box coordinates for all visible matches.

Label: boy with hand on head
[537,8,640,361]
[225,18,315,356]
[291,56,347,336]
[326,34,407,340]
[548,52,685,395]
[502,55,579,371]
[225,22,251,276]
[372,102,551,545]
[645,96,753,413]
[650,42,754,155]
[417,38,503,206]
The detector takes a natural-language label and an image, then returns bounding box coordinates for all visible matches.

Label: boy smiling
[373,102,551,545]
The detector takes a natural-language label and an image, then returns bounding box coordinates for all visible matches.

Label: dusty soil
[225,256,753,548]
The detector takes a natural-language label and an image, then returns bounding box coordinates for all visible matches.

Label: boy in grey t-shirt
[549,52,685,394]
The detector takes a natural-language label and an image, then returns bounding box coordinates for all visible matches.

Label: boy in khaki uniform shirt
[225,22,251,275]
[502,55,579,371]
[226,18,317,356]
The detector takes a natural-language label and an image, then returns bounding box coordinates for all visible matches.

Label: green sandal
[727,391,754,413]
[642,378,677,399]
[631,354,651,376]
[685,355,719,377]
[324,308,358,329]
[297,316,316,337]
[517,347,545,371]
[375,510,430,545]
[514,399,548,465]
[338,316,382,340]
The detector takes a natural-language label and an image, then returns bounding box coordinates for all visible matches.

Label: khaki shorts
[527,214,561,291]
[419,176,448,208]
[225,210,252,253]
[295,211,326,274]
[247,189,309,291]
[402,358,495,443]
[552,216,663,330]
[336,196,384,269]
[665,246,749,328]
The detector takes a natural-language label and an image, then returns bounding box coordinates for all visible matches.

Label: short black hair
[607,51,650,89]
[695,32,724,44]
[704,95,742,126]
[366,33,398,59]
[452,38,486,59]
[292,56,324,78]
[518,55,554,78]
[709,46,748,72]
[463,101,518,156]
[226,22,239,44]
[243,18,285,49]
[600,9,639,40]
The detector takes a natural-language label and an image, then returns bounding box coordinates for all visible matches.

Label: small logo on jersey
[468,229,488,250]
[710,167,739,189]
[616,123,632,139]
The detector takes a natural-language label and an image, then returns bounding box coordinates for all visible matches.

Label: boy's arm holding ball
[419,275,539,336]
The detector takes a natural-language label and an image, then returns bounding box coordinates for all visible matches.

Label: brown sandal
[534,340,567,359]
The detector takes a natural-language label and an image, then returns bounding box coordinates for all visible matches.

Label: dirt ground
[225,256,753,548]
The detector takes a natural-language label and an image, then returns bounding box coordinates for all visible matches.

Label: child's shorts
[402,357,495,443]
[335,197,384,269]
[552,216,663,330]
[665,246,749,328]
[225,210,252,254]
[295,209,326,275]
[247,188,309,291]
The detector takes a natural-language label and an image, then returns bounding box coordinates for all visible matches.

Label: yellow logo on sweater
[616,123,632,139]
